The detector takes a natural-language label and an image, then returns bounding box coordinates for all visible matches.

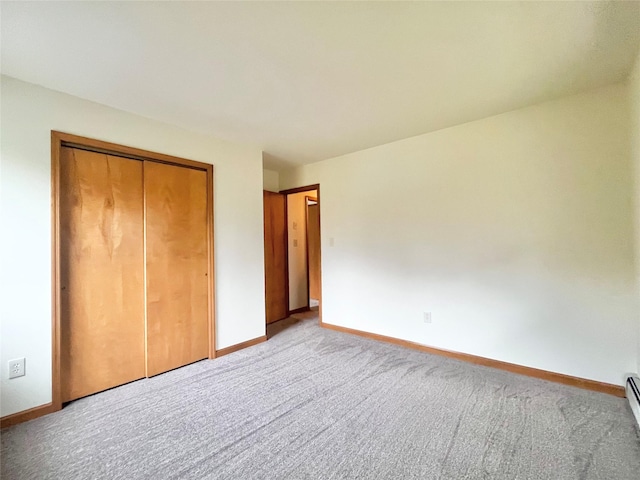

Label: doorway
[263,184,322,332]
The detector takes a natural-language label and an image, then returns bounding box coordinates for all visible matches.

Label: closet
[56,133,213,403]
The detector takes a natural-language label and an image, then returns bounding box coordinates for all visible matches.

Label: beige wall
[281,83,636,385]
[630,48,640,374]
[287,190,317,310]
[263,169,280,192]
[0,76,266,417]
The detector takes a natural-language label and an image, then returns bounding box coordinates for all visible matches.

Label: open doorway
[284,187,318,316]
[263,184,322,337]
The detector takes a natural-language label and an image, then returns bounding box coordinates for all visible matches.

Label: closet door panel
[60,147,145,402]
[145,161,209,377]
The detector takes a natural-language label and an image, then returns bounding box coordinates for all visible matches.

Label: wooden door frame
[51,131,216,412]
[279,184,322,324]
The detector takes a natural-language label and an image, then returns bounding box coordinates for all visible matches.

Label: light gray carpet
[2,316,640,480]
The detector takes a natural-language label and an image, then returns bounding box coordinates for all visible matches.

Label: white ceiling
[2,1,639,170]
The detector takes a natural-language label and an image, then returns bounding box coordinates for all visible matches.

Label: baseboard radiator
[626,375,640,428]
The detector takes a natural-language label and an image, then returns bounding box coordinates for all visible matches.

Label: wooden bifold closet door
[60,144,210,403]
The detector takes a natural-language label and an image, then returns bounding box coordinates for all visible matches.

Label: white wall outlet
[9,358,25,379]
[423,312,432,324]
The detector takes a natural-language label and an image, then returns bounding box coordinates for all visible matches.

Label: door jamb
[51,131,216,412]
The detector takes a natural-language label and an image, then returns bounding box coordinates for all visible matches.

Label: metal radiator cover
[626,375,640,428]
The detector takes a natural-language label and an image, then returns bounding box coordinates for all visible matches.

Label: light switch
[293,239,298,247]
[293,221,298,230]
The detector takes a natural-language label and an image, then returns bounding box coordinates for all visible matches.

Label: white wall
[630,49,640,375]
[287,190,317,310]
[263,168,280,192]
[281,83,637,386]
[0,76,266,417]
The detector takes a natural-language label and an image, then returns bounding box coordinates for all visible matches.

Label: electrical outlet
[423,312,432,324]
[293,239,298,247]
[9,358,25,379]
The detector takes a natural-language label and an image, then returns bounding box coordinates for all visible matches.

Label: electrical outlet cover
[8,358,25,379]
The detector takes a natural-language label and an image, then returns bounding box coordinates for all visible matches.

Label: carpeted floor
[2,315,640,479]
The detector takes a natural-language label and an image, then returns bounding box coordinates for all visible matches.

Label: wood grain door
[60,147,145,402]
[263,191,288,323]
[307,203,321,301]
[145,161,209,377]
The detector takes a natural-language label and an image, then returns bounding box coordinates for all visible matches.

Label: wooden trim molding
[207,165,216,360]
[315,186,322,325]
[304,196,312,309]
[1,403,57,429]
[215,336,267,357]
[53,132,211,171]
[320,322,625,397]
[51,132,62,413]
[279,184,320,196]
[283,194,291,319]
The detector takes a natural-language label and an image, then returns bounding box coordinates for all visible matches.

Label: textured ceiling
[2,1,639,169]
